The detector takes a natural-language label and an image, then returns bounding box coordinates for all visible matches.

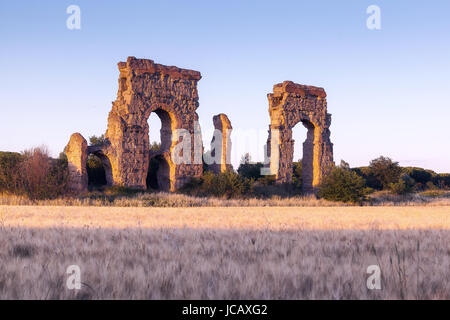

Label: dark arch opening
[87,151,113,190]
[146,155,159,190]
[87,154,106,188]
[146,155,171,191]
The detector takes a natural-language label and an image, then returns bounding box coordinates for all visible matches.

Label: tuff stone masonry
[66,57,203,192]
[65,58,333,194]
[266,81,334,192]
[65,133,88,193]
[209,113,233,174]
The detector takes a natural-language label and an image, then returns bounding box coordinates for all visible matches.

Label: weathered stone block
[210,113,233,174]
[65,133,88,194]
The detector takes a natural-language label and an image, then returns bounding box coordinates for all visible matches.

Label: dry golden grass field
[0,205,449,299]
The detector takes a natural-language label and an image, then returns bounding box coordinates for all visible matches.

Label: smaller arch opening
[148,112,162,152]
[148,109,173,153]
[147,108,174,191]
[86,152,113,190]
[87,154,106,188]
[146,155,171,192]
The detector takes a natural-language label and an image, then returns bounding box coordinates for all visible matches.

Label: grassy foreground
[0,206,449,299]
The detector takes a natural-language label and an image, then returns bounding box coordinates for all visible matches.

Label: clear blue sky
[1,0,449,172]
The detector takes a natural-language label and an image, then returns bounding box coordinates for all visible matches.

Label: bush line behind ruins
[0,147,449,205]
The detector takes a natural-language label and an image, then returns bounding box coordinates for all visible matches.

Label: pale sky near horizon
[0,0,449,172]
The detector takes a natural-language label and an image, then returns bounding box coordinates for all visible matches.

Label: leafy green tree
[292,159,303,189]
[238,162,263,180]
[89,134,107,147]
[318,163,369,203]
[389,173,415,195]
[368,156,402,190]
[182,170,252,199]
[149,142,161,152]
[237,153,264,180]
[402,167,434,184]
[435,174,450,189]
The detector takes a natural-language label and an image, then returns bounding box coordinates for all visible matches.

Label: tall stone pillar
[210,113,233,174]
[65,133,88,194]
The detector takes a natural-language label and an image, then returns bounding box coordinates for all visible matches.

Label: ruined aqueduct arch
[104,57,204,191]
[65,58,334,194]
[266,81,334,192]
[66,57,203,193]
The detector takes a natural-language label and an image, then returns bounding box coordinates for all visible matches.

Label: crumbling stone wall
[66,57,203,192]
[266,81,334,192]
[209,113,233,174]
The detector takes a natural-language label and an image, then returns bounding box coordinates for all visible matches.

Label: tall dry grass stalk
[0,206,449,299]
[0,190,449,207]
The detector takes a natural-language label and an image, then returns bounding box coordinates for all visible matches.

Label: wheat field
[0,205,449,299]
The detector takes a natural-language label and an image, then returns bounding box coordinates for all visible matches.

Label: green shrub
[425,181,438,190]
[257,174,276,186]
[402,167,434,184]
[434,174,450,189]
[149,142,161,152]
[238,162,264,180]
[89,134,107,147]
[352,166,381,190]
[318,165,368,203]
[389,174,415,195]
[103,186,141,196]
[237,153,264,180]
[0,151,23,192]
[182,171,252,199]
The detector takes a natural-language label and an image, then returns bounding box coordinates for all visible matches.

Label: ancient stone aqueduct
[65,57,334,193]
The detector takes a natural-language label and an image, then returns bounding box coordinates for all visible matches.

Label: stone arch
[66,57,203,193]
[266,81,334,192]
[145,107,177,191]
[144,106,177,153]
[65,133,115,193]
[65,133,88,194]
[100,57,203,191]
